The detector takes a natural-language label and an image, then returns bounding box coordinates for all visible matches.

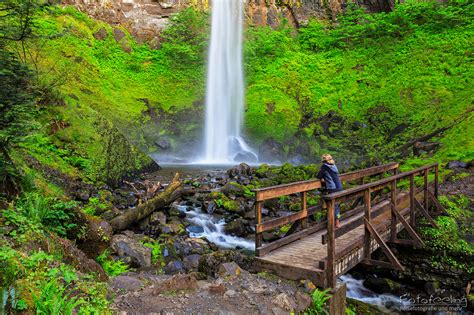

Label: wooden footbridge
[253,162,443,288]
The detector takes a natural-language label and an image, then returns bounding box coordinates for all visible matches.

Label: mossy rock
[346,298,390,314]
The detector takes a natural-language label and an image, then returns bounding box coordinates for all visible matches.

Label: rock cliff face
[62,0,392,43]
[62,0,188,42]
[62,0,337,42]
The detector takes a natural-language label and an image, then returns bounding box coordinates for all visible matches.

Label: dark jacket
[317,162,343,191]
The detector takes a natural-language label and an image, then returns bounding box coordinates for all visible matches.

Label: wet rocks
[186,225,204,234]
[221,182,245,197]
[413,141,440,156]
[113,28,126,42]
[227,163,252,180]
[183,254,201,271]
[164,260,184,275]
[363,277,402,295]
[259,138,284,163]
[110,275,144,291]
[224,218,248,237]
[447,160,468,169]
[198,250,252,277]
[111,233,152,268]
[155,138,171,150]
[93,28,108,40]
[218,262,242,278]
[205,200,217,214]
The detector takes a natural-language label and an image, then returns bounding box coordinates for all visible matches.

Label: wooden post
[410,174,415,227]
[424,169,429,211]
[390,179,397,242]
[363,189,371,259]
[434,164,439,198]
[301,191,307,229]
[326,198,336,288]
[255,201,263,252]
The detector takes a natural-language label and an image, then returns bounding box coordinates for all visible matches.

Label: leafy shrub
[96,249,130,277]
[306,288,331,314]
[15,192,78,236]
[161,8,208,67]
[33,278,83,314]
[142,239,164,266]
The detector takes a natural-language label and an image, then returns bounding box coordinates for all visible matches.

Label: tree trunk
[109,173,182,232]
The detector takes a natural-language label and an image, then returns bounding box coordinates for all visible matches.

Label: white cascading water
[203,0,258,164]
[175,204,255,251]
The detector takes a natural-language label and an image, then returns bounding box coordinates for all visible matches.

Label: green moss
[223,200,240,212]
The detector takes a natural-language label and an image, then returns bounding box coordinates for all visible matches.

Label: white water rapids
[175,204,255,251]
[202,0,258,164]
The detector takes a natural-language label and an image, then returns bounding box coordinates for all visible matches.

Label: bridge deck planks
[255,195,413,287]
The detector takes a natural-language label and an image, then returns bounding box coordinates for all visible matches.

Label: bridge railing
[322,163,439,288]
[253,162,400,256]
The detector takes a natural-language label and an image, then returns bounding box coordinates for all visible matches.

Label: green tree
[0,0,41,198]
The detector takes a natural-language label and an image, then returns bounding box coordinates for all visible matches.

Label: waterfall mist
[201,0,258,164]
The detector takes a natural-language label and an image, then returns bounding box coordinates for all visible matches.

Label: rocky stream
[84,162,474,314]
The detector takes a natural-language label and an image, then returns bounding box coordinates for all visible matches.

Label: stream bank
[76,164,470,314]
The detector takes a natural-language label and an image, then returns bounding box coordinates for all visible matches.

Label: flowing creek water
[150,165,409,311]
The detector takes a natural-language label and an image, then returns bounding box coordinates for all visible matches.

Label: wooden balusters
[410,174,415,227]
[255,201,263,253]
[424,169,429,211]
[363,189,371,260]
[301,191,308,229]
[434,164,439,198]
[326,199,336,288]
[390,179,397,242]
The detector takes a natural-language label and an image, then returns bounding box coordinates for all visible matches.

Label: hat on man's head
[321,154,335,165]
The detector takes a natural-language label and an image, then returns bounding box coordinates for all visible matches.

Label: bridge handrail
[323,162,439,288]
[322,163,438,202]
[254,162,400,253]
[253,162,399,202]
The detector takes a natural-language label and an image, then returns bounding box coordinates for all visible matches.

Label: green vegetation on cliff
[245,0,473,164]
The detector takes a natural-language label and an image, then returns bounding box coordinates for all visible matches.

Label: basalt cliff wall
[62,0,393,43]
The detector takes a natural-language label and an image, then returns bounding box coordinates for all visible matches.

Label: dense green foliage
[0,0,473,313]
[420,195,474,273]
[244,0,473,164]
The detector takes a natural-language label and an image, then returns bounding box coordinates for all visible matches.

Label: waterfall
[202,0,258,164]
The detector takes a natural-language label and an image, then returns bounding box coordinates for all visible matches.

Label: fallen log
[109,173,182,232]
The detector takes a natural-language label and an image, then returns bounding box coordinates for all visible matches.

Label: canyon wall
[62,0,393,42]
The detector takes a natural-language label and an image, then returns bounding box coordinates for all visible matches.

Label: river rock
[224,219,247,237]
[224,289,237,298]
[217,262,242,278]
[110,275,144,291]
[174,238,209,257]
[93,28,107,40]
[447,160,468,169]
[205,201,217,214]
[273,293,297,311]
[198,250,252,277]
[183,254,201,271]
[363,277,401,294]
[221,182,245,197]
[155,138,171,150]
[111,234,152,268]
[186,225,204,234]
[227,163,252,179]
[164,260,184,275]
[424,280,440,295]
[149,211,167,225]
[113,28,126,42]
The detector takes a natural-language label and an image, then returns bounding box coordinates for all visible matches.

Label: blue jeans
[326,189,342,220]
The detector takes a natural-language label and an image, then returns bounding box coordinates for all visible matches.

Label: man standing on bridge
[317,154,343,228]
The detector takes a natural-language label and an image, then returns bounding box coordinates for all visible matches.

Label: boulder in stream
[111,234,152,268]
